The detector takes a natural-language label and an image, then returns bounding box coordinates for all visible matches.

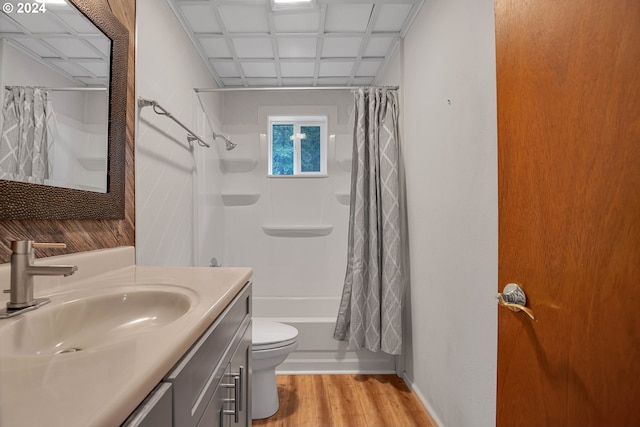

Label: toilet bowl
[252,319,298,420]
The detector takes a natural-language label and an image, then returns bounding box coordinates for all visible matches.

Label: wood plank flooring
[252,375,437,427]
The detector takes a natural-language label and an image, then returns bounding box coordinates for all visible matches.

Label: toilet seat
[252,319,298,351]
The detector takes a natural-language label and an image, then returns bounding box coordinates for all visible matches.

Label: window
[268,116,327,176]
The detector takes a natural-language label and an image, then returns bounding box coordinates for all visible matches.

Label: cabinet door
[121,383,172,427]
[198,364,231,427]
[229,323,252,427]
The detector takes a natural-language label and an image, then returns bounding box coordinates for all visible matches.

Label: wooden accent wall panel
[0,0,136,263]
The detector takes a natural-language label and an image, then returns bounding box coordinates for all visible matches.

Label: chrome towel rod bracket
[137,97,210,148]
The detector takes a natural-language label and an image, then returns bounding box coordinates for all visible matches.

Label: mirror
[0,0,110,193]
[0,0,128,219]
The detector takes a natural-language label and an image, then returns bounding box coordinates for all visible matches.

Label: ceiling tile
[11,38,58,58]
[180,5,221,33]
[233,38,273,59]
[8,13,67,33]
[50,60,86,77]
[364,37,395,57]
[317,77,350,86]
[45,38,99,58]
[86,38,111,57]
[278,37,317,58]
[56,11,100,34]
[374,4,415,32]
[356,61,381,77]
[280,62,316,77]
[322,37,362,58]
[273,11,321,33]
[76,77,108,86]
[76,60,110,78]
[199,38,231,58]
[324,4,373,33]
[245,78,279,86]
[221,78,245,87]
[212,62,240,78]
[220,5,270,33]
[319,61,354,77]
[0,15,22,32]
[242,62,277,78]
[281,78,315,86]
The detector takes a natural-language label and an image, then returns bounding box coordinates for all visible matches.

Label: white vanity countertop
[0,247,253,427]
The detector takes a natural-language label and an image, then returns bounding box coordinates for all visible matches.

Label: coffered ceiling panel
[167,0,424,88]
[280,61,315,77]
[324,4,373,33]
[242,61,277,77]
[322,37,362,58]
[200,38,231,57]
[0,2,110,87]
[273,11,320,33]
[233,37,274,58]
[220,4,271,32]
[278,37,317,58]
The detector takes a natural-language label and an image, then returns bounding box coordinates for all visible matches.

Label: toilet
[252,319,298,420]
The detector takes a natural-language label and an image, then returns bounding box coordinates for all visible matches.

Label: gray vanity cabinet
[122,282,252,427]
[196,320,251,427]
[122,383,173,427]
[229,324,251,427]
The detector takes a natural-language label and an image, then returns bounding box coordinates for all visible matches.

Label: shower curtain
[0,87,53,184]
[334,87,404,355]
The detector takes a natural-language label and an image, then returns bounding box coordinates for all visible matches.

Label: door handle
[497,283,535,320]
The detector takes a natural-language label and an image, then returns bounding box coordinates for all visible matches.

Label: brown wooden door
[495,0,640,426]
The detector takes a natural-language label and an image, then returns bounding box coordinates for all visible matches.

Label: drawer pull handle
[238,366,244,412]
[222,374,240,423]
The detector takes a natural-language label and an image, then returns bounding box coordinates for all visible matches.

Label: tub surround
[253,296,395,374]
[0,247,252,427]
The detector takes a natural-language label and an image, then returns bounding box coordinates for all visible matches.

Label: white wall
[136,0,225,267]
[378,0,498,426]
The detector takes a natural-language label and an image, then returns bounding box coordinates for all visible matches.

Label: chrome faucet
[1,240,77,318]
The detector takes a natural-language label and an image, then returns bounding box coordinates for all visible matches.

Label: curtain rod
[4,86,107,92]
[137,97,210,148]
[194,86,399,93]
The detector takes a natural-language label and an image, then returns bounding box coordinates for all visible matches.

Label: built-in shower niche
[262,225,333,237]
[218,133,263,206]
[221,193,260,206]
[332,133,352,206]
[334,192,350,205]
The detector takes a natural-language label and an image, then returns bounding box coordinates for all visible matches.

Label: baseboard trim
[278,356,395,374]
[402,372,444,427]
[277,369,397,375]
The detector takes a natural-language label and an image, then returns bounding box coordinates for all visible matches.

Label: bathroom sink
[0,286,195,357]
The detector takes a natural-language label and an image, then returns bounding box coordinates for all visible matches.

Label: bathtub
[253,296,396,374]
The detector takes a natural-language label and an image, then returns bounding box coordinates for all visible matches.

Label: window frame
[268,115,328,177]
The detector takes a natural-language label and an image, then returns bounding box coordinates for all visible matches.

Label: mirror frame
[0,0,128,220]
